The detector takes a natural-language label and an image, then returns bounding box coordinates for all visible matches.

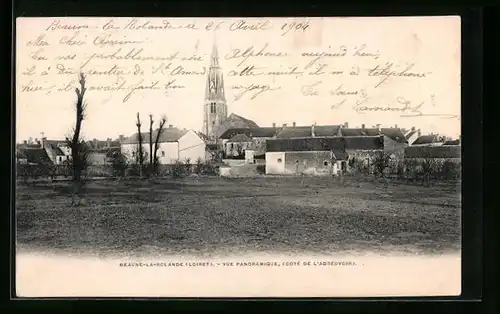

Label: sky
[16,16,461,142]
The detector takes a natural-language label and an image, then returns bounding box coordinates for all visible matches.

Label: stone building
[265,137,347,176]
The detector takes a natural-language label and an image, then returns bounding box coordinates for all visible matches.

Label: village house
[218,125,282,158]
[224,133,253,158]
[411,134,445,146]
[343,136,385,173]
[16,144,53,166]
[265,137,347,176]
[86,138,121,165]
[17,137,71,165]
[41,138,71,165]
[121,125,207,164]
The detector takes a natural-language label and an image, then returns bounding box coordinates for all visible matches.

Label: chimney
[417,129,421,137]
[119,134,125,142]
[93,138,97,148]
[41,137,47,149]
[411,126,416,132]
[169,124,173,128]
[282,123,287,127]
[344,122,348,128]
[106,138,111,148]
[272,123,276,128]
[361,124,365,129]
[28,137,33,144]
[376,124,381,132]
[311,124,316,137]
[292,122,296,127]
[23,140,27,144]
[395,124,398,128]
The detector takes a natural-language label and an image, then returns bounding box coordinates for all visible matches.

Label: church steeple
[203,38,228,139]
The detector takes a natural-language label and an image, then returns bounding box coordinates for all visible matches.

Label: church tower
[203,41,228,140]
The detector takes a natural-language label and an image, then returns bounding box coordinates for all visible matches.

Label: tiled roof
[381,128,408,144]
[344,136,384,150]
[412,135,440,145]
[121,127,188,144]
[266,137,345,152]
[16,143,41,149]
[228,134,253,143]
[443,139,460,146]
[45,141,66,156]
[20,148,53,165]
[196,132,210,142]
[340,128,380,136]
[276,126,312,138]
[404,145,461,159]
[89,147,121,158]
[314,125,342,137]
[206,143,218,151]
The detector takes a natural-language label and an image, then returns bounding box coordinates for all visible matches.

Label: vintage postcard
[15,16,461,297]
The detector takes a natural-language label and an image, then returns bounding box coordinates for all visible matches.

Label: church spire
[203,37,228,139]
[205,38,225,101]
[211,35,219,67]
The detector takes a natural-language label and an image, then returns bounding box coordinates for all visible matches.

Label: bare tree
[135,112,145,178]
[152,115,167,176]
[148,114,154,176]
[66,73,90,206]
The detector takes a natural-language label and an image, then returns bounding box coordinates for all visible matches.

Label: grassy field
[15,176,461,258]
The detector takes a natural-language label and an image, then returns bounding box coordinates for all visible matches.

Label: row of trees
[349,151,461,184]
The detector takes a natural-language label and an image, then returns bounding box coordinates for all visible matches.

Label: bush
[440,160,461,180]
[256,164,265,174]
[172,160,185,178]
[201,161,218,176]
[194,157,204,174]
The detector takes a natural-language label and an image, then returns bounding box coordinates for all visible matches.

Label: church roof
[214,113,260,139]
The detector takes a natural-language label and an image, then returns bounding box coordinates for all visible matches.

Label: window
[161,151,165,157]
[210,102,216,114]
[324,161,329,166]
[277,158,282,163]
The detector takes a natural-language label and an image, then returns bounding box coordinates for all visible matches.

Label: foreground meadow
[15,176,461,257]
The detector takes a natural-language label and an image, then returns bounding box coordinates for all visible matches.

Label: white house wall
[178,130,206,163]
[265,152,286,174]
[121,142,179,165]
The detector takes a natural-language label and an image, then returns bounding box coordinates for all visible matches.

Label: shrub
[111,152,128,177]
[372,152,391,177]
[201,161,218,176]
[172,160,185,178]
[440,160,461,180]
[256,164,265,174]
[195,157,203,174]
